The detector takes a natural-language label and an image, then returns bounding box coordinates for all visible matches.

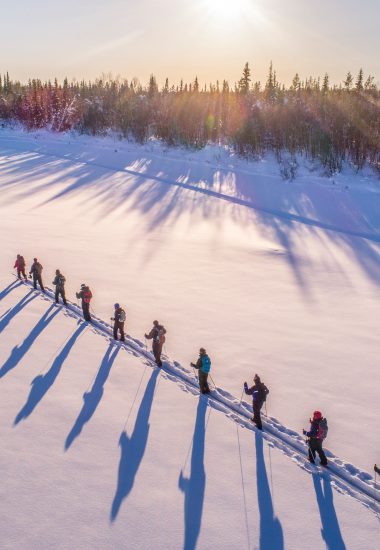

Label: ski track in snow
[2,139,380,243]
[9,276,380,516]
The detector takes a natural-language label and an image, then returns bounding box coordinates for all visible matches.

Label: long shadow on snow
[110,368,159,522]
[312,474,346,550]
[178,397,207,550]
[0,291,37,335]
[0,279,22,302]
[65,342,120,450]
[0,304,60,379]
[14,322,86,425]
[255,431,284,550]
[2,146,380,289]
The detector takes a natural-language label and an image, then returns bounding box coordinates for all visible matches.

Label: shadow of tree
[110,368,159,522]
[65,342,120,450]
[178,397,207,550]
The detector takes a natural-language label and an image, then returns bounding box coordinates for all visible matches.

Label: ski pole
[239,388,244,405]
[209,374,216,388]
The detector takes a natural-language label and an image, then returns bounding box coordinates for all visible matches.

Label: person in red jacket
[76,284,92,322]
[14,254,27,280]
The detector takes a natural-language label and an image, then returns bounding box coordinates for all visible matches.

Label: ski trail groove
[12,276,380,514]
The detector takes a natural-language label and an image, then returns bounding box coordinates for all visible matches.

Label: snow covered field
[0,128,379,549]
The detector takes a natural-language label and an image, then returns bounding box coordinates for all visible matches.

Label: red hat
[313,410,322,420]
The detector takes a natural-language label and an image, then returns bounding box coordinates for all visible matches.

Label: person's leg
[204,372,210,393]
[55,289,59,303]
[308,440,316,463]
[119,322,125,341]
[83,302,91,321]
[38,275,45,291]
[17,269,21,279]
[316,441,328,466]
[198,371,206,393]
[253,404,263,429]
[33,276,37,289]
[61,289,67,305]
[113,322,118,340]
[22,268,27,280]
[153,342,162,366]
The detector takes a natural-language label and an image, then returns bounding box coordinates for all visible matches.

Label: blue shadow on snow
[312,473,346,550]
[14,322,86,425]
[110,368,159,522]
[0,304,60,379]
[178,396,207,550]
[255,431,284,550]
[65,342,120,450]
[0,279,22,302]
[0,291,37,335]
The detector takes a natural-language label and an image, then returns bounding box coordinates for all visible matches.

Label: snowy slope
[0,277,379,549]
[0,128,380,547]
[0,127,379,474]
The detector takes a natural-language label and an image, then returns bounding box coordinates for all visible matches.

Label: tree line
[0,63,379,174]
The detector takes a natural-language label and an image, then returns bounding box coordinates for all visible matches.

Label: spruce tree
[238,62,251,95]
[355,68,364,92]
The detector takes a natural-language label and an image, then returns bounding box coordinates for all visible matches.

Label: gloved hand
[303,429,307,435]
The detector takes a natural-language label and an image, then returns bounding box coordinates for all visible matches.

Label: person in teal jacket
[191,348,211,394]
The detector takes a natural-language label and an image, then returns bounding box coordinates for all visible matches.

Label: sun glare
[205,0,250,20]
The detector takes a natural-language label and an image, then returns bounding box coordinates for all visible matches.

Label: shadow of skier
[14,322,86,425]
[0,279,22,302]
[65,342,120,450]
[178,397,207,550]
[255,431,284,550]
[312,473,346,550]
[0,304,60,379]
[0,291,37,335]
[110,368,159,522]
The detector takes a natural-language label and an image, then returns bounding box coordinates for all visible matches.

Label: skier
[76,283,92,322]
[145,320,166,367]
[29,258,45,291]
[191,348,211,394]
[14,254,27,280]
[375,465,380,475]
[52,269,67,305]
[303,411,328,467]
[244,374,269,430]
[111,303,126,341]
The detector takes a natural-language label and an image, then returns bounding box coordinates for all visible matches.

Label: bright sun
[205,0,249,19]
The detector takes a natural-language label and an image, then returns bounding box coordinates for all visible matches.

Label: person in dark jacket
[52,269,67,305]
[145,320,166,367]
[29,258,45,291]
[111,303,125,341]
[76,284,92,322]
[303,411,328,467]
[191,348,211,394]
[374,465,380,475]
[244,374,269,430]
[14,254,27,280]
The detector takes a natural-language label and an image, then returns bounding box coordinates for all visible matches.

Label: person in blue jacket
[191,348,211,394]
[244,374,269,430]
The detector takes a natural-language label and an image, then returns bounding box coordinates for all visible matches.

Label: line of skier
[13,253,331,468]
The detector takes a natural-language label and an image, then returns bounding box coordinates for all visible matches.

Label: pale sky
[2,0,379,86]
